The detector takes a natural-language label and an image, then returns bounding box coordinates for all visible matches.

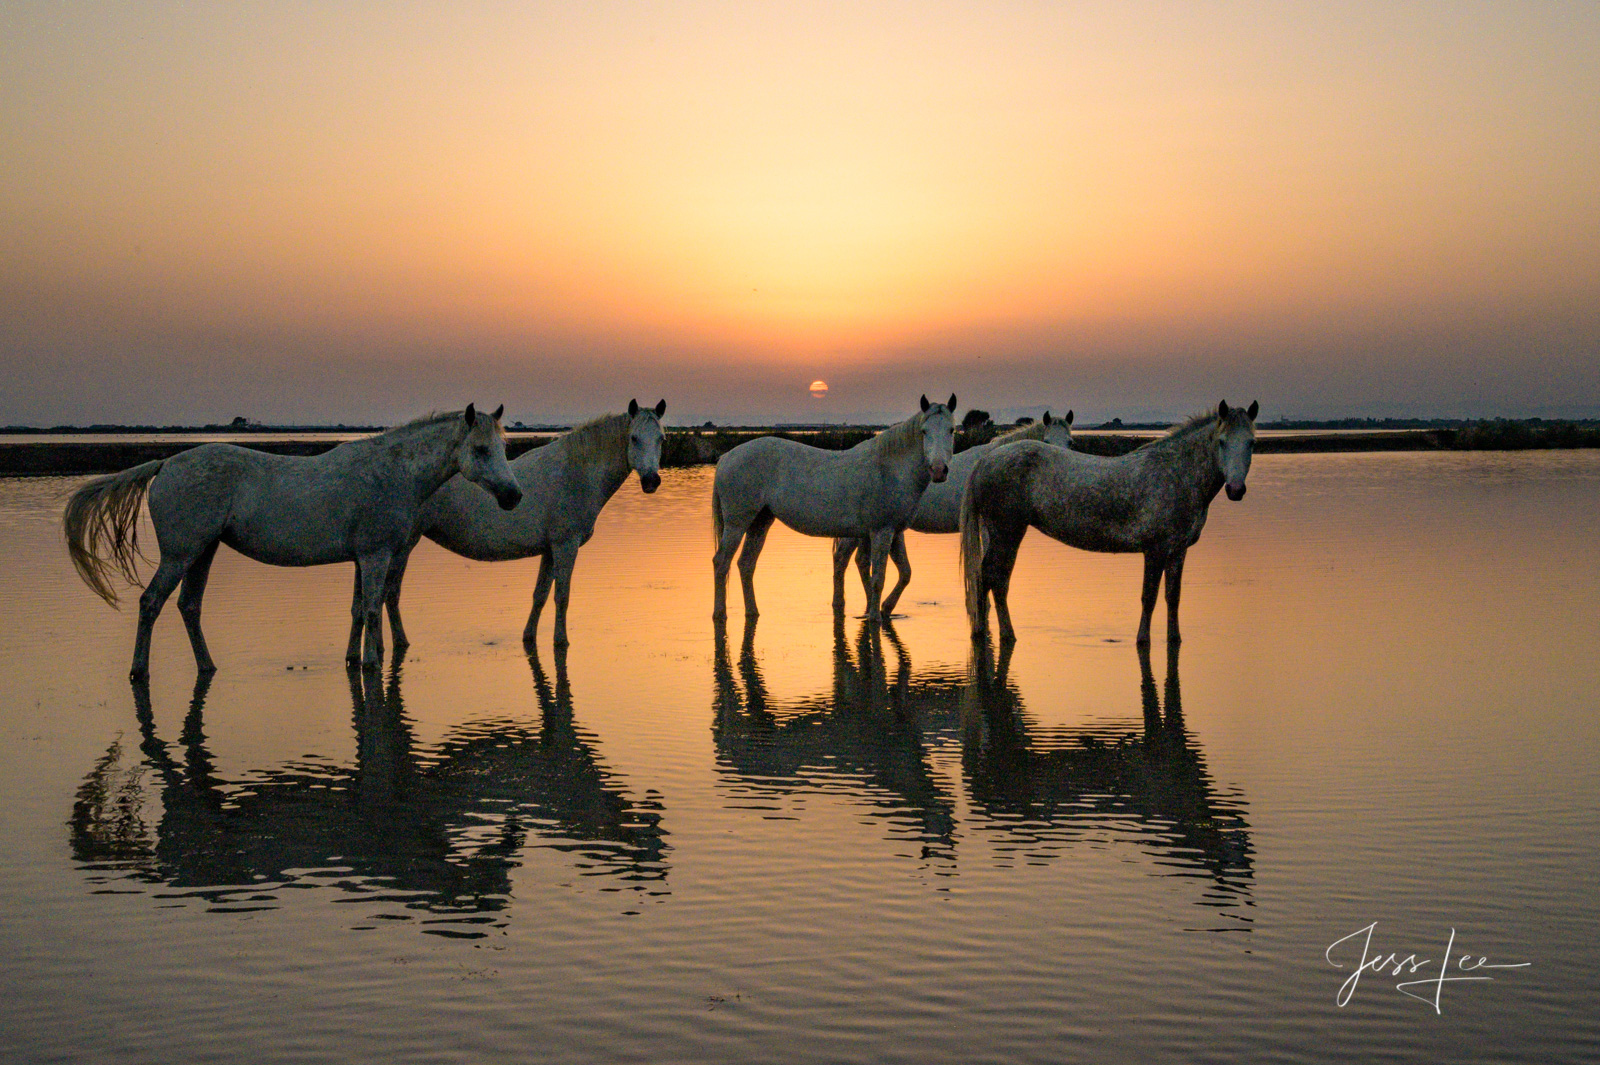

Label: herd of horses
[64,394,1258,679]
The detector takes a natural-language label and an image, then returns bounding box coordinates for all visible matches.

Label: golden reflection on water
[5,455,1599,1063]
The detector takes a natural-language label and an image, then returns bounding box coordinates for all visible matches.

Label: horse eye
[474,445,489,457]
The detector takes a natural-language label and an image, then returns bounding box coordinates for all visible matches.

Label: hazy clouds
[3,2,1598,425]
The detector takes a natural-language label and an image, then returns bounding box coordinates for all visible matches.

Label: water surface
[2,452,1596,1063]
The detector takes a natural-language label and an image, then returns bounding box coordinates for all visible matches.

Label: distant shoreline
[5,415,1597,435]
[3,419,1597,477]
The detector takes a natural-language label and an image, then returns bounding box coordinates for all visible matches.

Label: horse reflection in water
[961,640,1253,921]
[711,620,1251,914]
[69,652,669,937]
[712,617,959,858]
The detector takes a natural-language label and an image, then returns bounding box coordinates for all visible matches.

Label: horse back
[1027,446,1184,553]
[152,442,408,565]
[716,436,922,537]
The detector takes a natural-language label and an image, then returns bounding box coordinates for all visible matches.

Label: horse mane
[559,412,630,466]
[869,411,927,458]
[992,421,1051,445]
[1130,410,1220,452]
[386,409,504,441]
[1166,410,1223,438]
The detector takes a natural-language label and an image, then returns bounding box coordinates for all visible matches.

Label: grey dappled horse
[833,410,1073,615]
[381,399,667,649]
[64,405,521,677]
[961,400,1258,644]
[712,395,956,622]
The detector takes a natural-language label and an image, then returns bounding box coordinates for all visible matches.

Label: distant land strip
[1,421,1597,476]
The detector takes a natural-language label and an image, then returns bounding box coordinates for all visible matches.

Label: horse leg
[865,529,894,621]
[346,562,367,663]
[176,541,221,674]
[1163,548,1187,644]
[736,510,775,619]
[130,557,190,680]
[712,520,746,622]
[384,542,415,651]
[879,531,912,616]
[357,550,392,668]
[853,535,872,604]
[831,538,856,612]
[1137,551,1165,647]
[549,539,581,648]
[983,523,1025,643]
[524,550,554,643]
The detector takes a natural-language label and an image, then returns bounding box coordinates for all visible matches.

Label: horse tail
[960,464,989,635]
[63,459,165,608]
[711,475,725,547]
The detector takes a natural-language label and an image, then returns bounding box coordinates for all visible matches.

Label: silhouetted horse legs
[525,551,554,643]
[132,555,196,680]
[735,509,776,619]
[1137,548,1188,646]
[176,541,220,674]
[982,523,1027,642]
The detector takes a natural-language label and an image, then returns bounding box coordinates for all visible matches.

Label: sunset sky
[3,1,1597,425]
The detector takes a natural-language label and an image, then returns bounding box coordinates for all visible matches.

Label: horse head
[626,398,667,493]
[918,393,958,482]
[458,403,523,510]
[1215,400,1258,501]
[1041,409,1074,448]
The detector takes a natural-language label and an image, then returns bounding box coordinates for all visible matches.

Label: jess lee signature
[1325,923,1531,1013]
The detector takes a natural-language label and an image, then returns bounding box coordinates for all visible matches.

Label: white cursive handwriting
[1325,923,1530,1013]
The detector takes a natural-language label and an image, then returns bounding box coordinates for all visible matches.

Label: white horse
[65,405,521,678]
[712,394,957,622]
[961,400,1257,644]
[833,410,1073,614]
[381,399,667,649]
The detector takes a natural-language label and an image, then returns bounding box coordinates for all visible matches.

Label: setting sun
[809,380,829,397]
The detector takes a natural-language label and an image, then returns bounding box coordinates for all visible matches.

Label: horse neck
[388,417,469,503]
[991,422,1048,447]
[1150,420,1224,502]
[554,414,632,501]
[867,413,929,478]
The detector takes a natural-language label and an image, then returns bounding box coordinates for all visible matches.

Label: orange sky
[3,2,1598,424]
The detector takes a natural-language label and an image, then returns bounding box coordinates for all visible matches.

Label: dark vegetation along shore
[1,418,1596,477]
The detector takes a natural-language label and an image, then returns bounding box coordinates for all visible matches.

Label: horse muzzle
[930,463,949,483]
[497,486,524,510]
[640,471,661,494]
[1225,483,1247,501]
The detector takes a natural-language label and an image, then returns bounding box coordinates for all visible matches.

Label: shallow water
[2,452,1596,1064]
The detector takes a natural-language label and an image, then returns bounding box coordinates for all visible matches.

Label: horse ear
[1042,411,1051,425]
[947,393,957,412]
[465,403,477,427]
[629,398,639,418]
[492,404,504,421]
[920,394,930,412]
[1217,400,1230,419]
[1247,399,1259,420]
[1065,409,1074,425]
[655,398,667,417]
